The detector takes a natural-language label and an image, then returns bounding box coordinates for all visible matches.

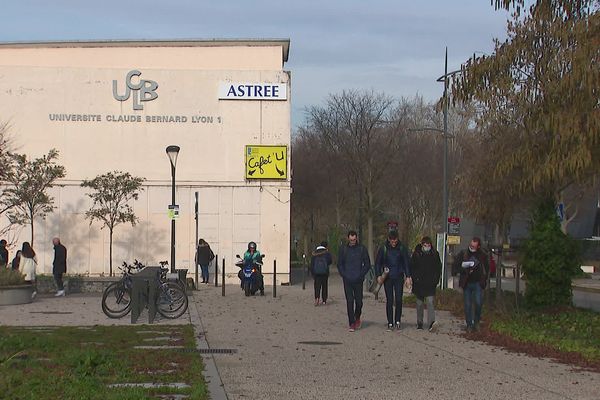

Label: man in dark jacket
[411,236,442,332]
[375,230,411,331]
[311,241,333,306]
[0,239,8,268]
[52,237,67,297]
[452,237,489,332]
[337,230,371,332]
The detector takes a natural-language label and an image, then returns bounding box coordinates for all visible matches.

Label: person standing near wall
[52,237,67,297]
[311,241,332,306]
[11,250,21,271]
[195,239,215,284]
[20,242,37,299]
[411,236,441,332]
[0,239,8,268]
[337,230,371,332]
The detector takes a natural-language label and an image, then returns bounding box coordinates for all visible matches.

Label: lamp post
[166,145,180,273]
[409,48,462,289]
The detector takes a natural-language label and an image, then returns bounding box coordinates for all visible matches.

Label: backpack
[313,255,329,275]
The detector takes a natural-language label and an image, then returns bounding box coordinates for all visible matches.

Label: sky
[0,0,510,128]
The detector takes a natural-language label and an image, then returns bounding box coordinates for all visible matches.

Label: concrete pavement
[1,279,599,400]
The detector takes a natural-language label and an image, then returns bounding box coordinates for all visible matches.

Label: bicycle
[155,261,189,319]
[101,261,143,319]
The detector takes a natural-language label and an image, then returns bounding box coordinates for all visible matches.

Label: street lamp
[166,145,180,273]
[409,48,461,290]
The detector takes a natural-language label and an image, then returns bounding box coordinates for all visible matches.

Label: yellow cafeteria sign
[245,145,288,179]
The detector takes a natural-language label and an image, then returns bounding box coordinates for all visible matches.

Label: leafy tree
[453,0,600,199]
[522,199,581,307]
[81,171,144,276]
[2,149,66,247]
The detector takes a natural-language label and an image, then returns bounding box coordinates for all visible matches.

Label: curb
[188,293,229,400]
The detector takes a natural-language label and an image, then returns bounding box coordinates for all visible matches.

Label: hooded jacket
[311,246,333,276]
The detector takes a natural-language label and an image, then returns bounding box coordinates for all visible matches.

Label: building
[0,39,292,283]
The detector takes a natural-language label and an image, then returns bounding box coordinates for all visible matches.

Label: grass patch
[0,325,208,399]
[405,287,600,368]
[490,308,600,362]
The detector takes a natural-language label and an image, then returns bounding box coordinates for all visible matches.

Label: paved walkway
[1,279,598,400]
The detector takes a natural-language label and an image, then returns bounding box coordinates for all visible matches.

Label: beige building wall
[0,40,291,283]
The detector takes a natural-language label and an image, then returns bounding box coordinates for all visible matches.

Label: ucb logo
[112,70,158,110]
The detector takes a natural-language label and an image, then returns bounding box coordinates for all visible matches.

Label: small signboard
[447,235,461,245]
[245,145,288,180]
[168,205,180,220]
[448,216,461,235]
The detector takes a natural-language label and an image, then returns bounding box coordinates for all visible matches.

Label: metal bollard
[273,259,277,298]
[221,258,225,297]
[215,253,219,287]
[302,254,306,290]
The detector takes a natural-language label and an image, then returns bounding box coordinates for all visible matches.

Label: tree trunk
[29,209,34,248]
[367,187,374,263]
[109,229,113,277]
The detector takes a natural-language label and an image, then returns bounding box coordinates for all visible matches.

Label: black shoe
[386,323,394,332]
[417,322,423,330]
[260,290,265,296]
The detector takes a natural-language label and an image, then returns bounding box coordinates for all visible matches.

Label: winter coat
[375,240,411,280]
[0,246,8,267]
[452,248,489,289]
[410,244,442,298]
[311,246,332,276]
[195,243,215,266]
[337,243,371,284]
[53,243,67,274]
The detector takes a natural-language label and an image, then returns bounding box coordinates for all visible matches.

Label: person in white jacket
[20,242,38,299]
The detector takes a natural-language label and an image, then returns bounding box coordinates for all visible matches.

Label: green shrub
[522,199,581,307]
[0,268,26,286]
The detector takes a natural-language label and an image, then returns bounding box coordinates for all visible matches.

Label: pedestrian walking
[375,230,411,331]
[452,237,489,332]
[0,239,8,268]
[311,241,332,306]
[411,236,441,332]
[11,250,21,271]
[20,242,37,299]
[337,230,371,332]
[52,237,67,297]
[195,239,215,284]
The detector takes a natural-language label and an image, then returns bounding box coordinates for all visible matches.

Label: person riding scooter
[237,241,265,295]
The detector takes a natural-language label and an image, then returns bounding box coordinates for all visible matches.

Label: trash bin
[130,266,162,324]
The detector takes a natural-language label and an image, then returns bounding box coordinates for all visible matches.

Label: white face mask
[468,246,477,253]
[422,245,431,252]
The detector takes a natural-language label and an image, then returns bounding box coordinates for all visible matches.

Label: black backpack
[313,255,329,275]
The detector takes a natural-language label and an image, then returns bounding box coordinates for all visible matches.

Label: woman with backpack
[311,241,332,306]
[195,239,215,284]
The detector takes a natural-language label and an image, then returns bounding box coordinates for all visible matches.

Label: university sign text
[113,70,159,110]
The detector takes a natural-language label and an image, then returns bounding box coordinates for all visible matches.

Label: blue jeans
[200,264,209,282]
[383,277,404,325]
[463,282,482,327]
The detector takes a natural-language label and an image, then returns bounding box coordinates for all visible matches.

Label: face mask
[468,246,477,253]
[422,245,431,252]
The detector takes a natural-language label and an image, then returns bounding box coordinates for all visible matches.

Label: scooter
[235,254,265,296]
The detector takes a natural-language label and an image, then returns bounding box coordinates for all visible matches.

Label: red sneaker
[348,323,355,332]
[354,319,362,329]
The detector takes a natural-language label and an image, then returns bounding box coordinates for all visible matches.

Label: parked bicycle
[101,261,143,319]
[101,260,189,319]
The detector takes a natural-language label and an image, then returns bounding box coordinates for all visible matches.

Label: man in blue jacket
[337,230,371,332]
[375,230,412,331]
